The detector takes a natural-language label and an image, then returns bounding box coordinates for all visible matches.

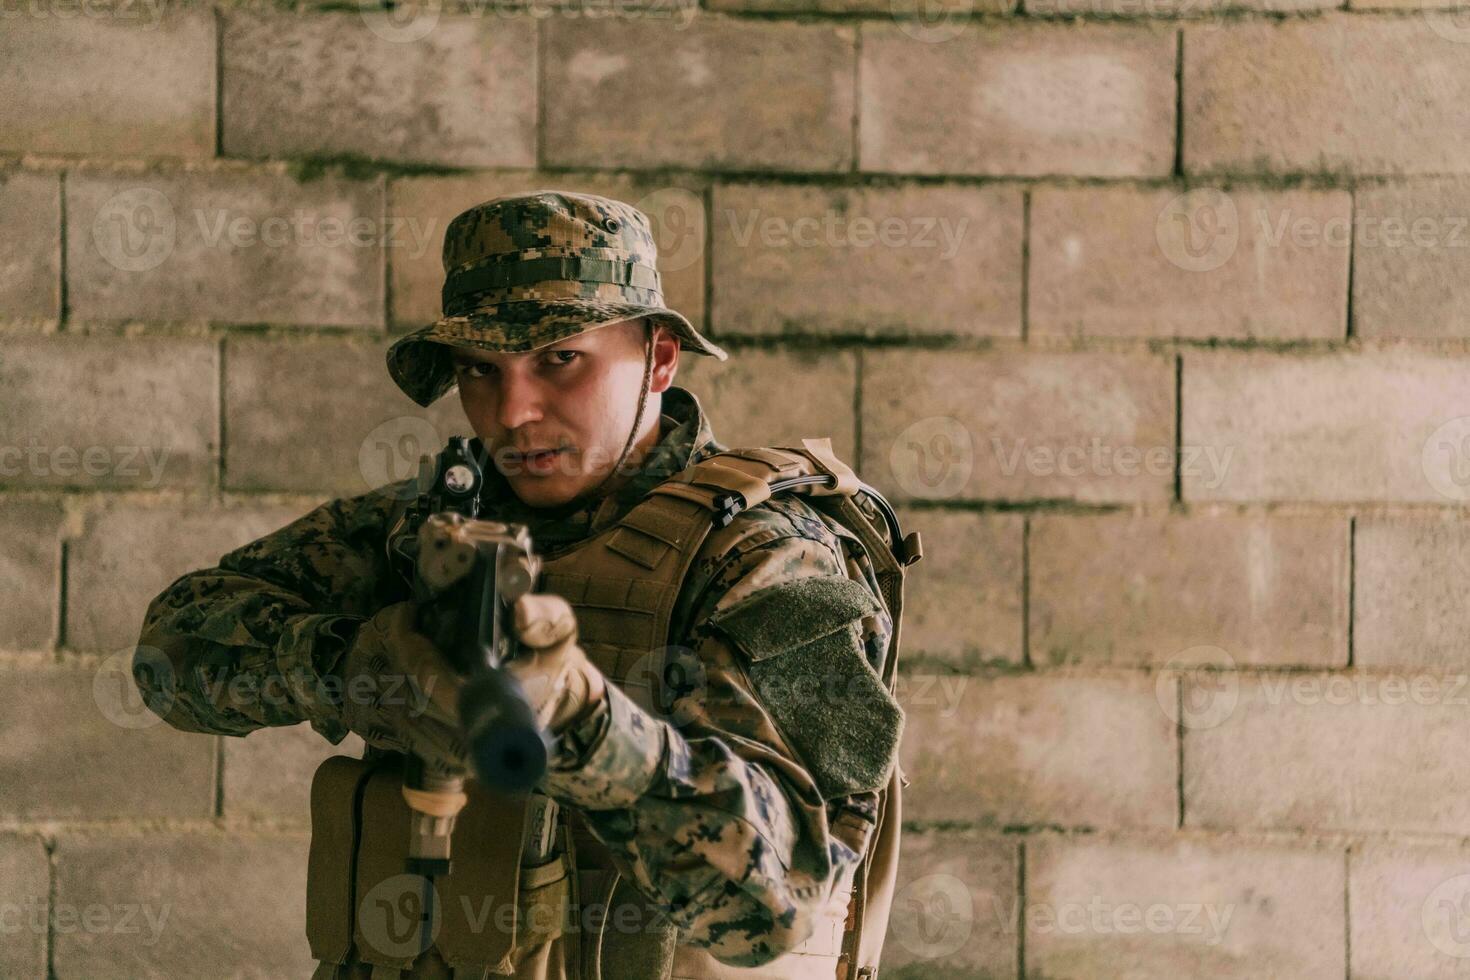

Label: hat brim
[387,299,728,407]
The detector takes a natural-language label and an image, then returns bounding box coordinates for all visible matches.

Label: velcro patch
[707,576,880,660]
[707,576,903,799]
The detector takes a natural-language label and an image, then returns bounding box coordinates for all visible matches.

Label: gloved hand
[334,600,470,776]
[504,592,607,735]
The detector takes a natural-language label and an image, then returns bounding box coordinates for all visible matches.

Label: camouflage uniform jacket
[135,385,897,967]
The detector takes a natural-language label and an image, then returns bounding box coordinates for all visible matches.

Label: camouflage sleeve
[133,480,413,743]
[540,496,900,967]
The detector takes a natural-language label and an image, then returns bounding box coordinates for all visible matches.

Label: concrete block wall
[2,1,1469,976]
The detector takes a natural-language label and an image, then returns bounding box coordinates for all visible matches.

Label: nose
[495,368,544,433]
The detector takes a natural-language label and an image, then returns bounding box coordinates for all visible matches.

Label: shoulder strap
[659,439,919,551]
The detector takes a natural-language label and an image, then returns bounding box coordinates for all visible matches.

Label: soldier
[134,191,919,980]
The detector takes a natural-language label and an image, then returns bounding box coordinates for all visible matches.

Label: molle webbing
[539,442,884,696]
[540,489,715,709]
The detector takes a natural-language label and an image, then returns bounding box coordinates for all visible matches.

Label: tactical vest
[305,439,920,980]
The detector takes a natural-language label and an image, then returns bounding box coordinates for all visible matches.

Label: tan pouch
[308,755,378,977]
[346,753,568,975]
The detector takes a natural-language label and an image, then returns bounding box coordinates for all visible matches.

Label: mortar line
[44,148,1470,193]
[56,171,68,329]
[1020,189,1031,342]
[704,183,715,346]
[45,835,57,980]
[215,736,225,819]
[1343,846,1352,980]
[1173,29,1185,178]
[1021,516,1031,669]
[1346,515,1356,668]
[629,4,1437,21]
[535,18,547,171]
[1176,675,1186,829]
[217,339,228,495]
[851,24,862,173]
[213,7,224,158]
[1344,186,1357,340]
[380,175,391,333]
[1173,354,1183,503]
[55,540,68,656]
[1016,840,1027,980]
[38,318,1470,353]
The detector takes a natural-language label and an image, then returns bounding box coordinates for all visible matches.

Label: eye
[455,361,494,380]
[546,350,580,367]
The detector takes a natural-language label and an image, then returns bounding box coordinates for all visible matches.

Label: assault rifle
[386,436,558,947]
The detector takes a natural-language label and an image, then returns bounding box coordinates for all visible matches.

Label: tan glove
[334,600,470,776]
[505,592,608,735]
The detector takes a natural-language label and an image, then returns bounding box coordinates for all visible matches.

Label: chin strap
[582,323,656,503]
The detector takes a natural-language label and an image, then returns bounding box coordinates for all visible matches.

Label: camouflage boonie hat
[387,190,728,407]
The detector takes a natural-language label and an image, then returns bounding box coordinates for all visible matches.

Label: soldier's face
[450,320,681,508]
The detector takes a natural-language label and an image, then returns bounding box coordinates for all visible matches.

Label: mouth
[509,448,565,463]
[504,446,571,475]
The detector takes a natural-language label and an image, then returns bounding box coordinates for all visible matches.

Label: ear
[648,322,680,394]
